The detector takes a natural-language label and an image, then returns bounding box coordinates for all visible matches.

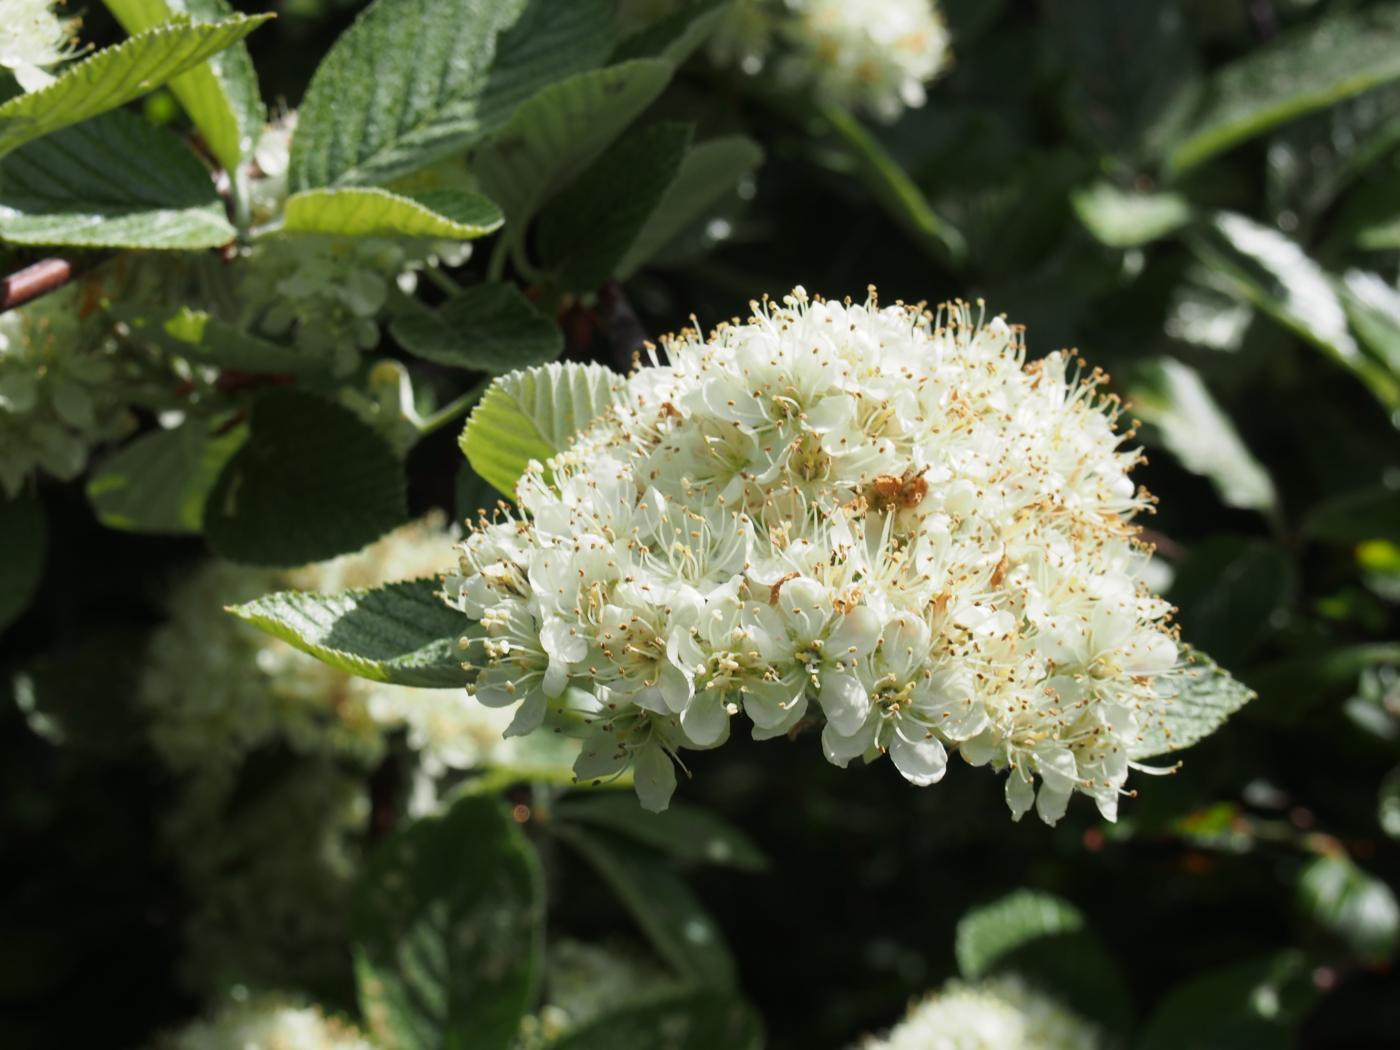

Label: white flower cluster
[709,0,951,121]
[0,282,126,497]
[452,288,1181,821]
[142,516,520,781]
[860,977,1101,1050]
[160,995,373,1050]
[0,0,78,91]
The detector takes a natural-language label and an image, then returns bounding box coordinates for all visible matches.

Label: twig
[1,258,75,313]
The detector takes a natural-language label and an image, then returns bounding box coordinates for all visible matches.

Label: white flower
[451,287,1185,823]
[160,994,373,1050]
[0,281,127,497]
[860,976,1102,1050]
[0,0,79,92]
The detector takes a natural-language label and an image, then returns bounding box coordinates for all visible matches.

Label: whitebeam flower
[0,0,79,92]
[859,976,1102,1050]
[451,287,1184,820]
[160,995,373,1050]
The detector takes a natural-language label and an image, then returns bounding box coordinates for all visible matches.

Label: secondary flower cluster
[860,977,1102,1050]
[451,288,1181,820]
[0,0,78,91]
[160,995,373,1050]
[710,0,951,121]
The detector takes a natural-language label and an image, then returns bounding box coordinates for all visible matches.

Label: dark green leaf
[86,419,246,534]
[1136,952,1317,1050]
[1169,538,1294,667]
[281,187,503,239]
[10,627,148,754]
[555,824,735,989]
[0,109,234,250]
[555,794,767,871]
[390,282,561,373]
[1380,767,1400,838]
[472,59,674,228]
[546,991,762,1050]
[1166,3,1400,174]
[102,0,265,171]
[0,492,46,634]
[1305,486,1400,545]
[352,795,543,1050]
[1298,854,1398,963]
[229,577,472,689]
[0,15,271,158]
[613,0,726,64]
[204,390,407,566]
[539,122,693,292]
[289,0,616,189]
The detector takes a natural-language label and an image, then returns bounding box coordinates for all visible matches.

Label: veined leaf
[0,109,234,250]
[1071,181,1191,248]
[204,390,407,566]
[1131,648,1256,761]
[0,15,271,158]
[229,578,473,688]
[0,493,46,635]
[289,0,616,189]
[460,361,626,497]
[617,135,764,280]
[102,0,264,171]
[87,419,246,534]
[554,824,735,989]
[352,795,543,1050]
[555,794,768,871]
[114,306,324,373]
[281,187,502,239]
[1166,3,1400,174]
[538,122,693,292]
[1131,358,1277,514]
[955,890,1085,980]
[546,992,763,1050]
[390,282,561,373]
[473,59,674,227]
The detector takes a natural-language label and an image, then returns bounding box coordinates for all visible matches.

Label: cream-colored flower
[160,994,374,1050]
[0,0,79,91]
[860,977,1102,1050]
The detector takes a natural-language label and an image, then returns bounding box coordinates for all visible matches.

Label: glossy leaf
[460,361,625,497]
[1071,181,1191,248]
[352,795,543,1050]
[281,187,502,239]
[1298,854,1398,963]
[229,578,473,688]
[102,0,264,171]
[0,109,234,250]
[204,390,407,566]
[0,15,271,158]
[289,0,616,189]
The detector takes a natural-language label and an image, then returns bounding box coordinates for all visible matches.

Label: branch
[1,258,75,313]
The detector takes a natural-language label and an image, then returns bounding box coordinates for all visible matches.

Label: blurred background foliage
[3,0,1400,1047]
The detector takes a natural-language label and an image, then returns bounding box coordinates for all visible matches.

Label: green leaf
[281,187,503,240]
[1191,211,1400,411]
[114,305,324,373]
[11,627,148,755]
[352,795,543,1050]
[1304,486,1400,545]
[204,390,407,567]
[102,0,265,171]
[1131,648,1256,761]
[86,419,246,534]
[1168,538,1295,668]
[1339,269,1400,375]
[1166,3,1400,174]
[389,282,561,373]
[614,0,727,65]
[289,0,616,190]
[617,135,764,280]
[0,492,46,635]
[0,109,233,250]
[229,578,471,689]
[955,889,1132,1033]
[555,794,767,871]
[539,122,693,292]
[1136,952,1317,1050]
[0,15,271,159]
[460,361,626,497]
[554,824,735,989]
[1131,358,1277,515]
[1298,854,1399,963]
[473,59,675,228]
[1380,767,1400,838]
[1070,181,1192,248]
[546,991,762,1050]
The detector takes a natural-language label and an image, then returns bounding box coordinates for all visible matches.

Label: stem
[487,235,511,282]
[230,166,252,239]
[1,258,75,313]
[422,263,463,297]
[819,103,967,267]
[416,378,489,437]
